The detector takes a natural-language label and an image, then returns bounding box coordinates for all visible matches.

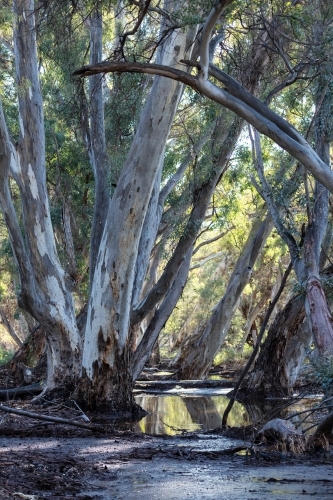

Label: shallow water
[134,389,322,435]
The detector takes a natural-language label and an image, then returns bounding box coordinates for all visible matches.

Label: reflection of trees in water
[280,398,320,432]
[135,394,260,434]
[182,397,222,429]
[183,395,251,430]
[135,395,166,434]
[135,394,321,434]
[242,399,279,424]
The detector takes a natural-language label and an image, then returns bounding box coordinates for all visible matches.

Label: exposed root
[30,385,71,406]
[255,418,307,454]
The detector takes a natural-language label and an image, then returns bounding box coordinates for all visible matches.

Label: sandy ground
[1,434,333,499]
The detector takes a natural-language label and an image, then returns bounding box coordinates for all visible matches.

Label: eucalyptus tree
[1,0,228,411]
[165,0,330,379]
[173,210,274,379]
[76,2,333,194]
[2,0,333,414]
[247,2,333,389]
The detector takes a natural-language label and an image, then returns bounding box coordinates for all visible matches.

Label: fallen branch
[0,383,43,400]
[125,444,250,460]
[0,404,107,433]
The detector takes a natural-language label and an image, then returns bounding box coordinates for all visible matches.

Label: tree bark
[87,8,110,284]
[78,5,198,410]
[243,295,308,397]
[0,0,81,392]
[173,213,273,379]
[0,308,23,348]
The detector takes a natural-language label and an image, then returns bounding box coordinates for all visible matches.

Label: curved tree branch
[199,0,234,79]
[74,59,333,194]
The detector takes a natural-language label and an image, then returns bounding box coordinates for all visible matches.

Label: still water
[133,388,322,435]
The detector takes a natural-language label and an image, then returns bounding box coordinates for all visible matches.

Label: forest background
[0,0,333,411]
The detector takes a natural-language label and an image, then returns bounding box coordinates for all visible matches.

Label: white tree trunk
[87,8,110,284]
[79,9,197,409]
[0,0,80,390]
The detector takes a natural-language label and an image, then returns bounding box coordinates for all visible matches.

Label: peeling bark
[80,5,198,409]
[243,296,307,397]
[0,1,80,392]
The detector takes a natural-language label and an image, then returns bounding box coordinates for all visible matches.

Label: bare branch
[116,0,153,59]
[199,0,234,79]
[159,123,214,206]
[222,260,293,427]
[0,308,23,347]
[193,229,230,254]
[0,404,107,433]
[73,59,333,194]
[249,127,299,261]
[190,251,224,270]
[0,101,33,291]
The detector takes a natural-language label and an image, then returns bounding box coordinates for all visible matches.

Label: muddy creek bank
[1,434,332,499]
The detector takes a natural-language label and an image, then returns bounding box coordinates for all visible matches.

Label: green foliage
[214,343,252,367]
[0,345,14,366]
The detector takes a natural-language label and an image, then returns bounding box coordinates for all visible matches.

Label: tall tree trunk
[0,0,80,392]
[132,248,193,381]
[78,5,198,411]
[87,7,110,285]
[131,111,244,379]
[251,12,333,361]
[243,295,308,397]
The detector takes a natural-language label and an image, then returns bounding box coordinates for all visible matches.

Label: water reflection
[134,393,250,435]
[134,391,322,435]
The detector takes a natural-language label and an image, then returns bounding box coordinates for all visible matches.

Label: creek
[133,386,322,436]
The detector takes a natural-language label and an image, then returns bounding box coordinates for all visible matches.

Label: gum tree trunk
[130,30,272,379]
[0,0,80,393]
[173,213,273,379]
[78,6,198,411]
[244,296,308,397]
[86,7,110,284]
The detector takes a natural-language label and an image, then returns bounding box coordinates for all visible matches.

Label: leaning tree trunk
[78,4,198,411]
[248,63,333,397]
[292,75,333,355]
[131,27,273,378]
[243,295,308,397]
[173,212,273,380]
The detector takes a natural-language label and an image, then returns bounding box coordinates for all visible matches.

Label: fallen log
[0,403,107,433]
[134,379,233,391]
[0,383,43,400]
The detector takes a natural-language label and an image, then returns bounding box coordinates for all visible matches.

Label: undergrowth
[0,346,14,366]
